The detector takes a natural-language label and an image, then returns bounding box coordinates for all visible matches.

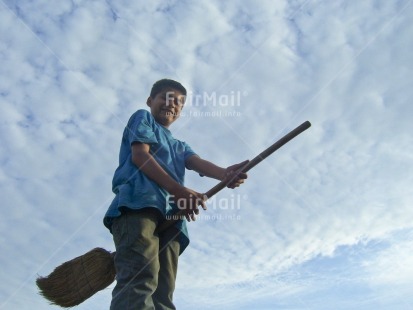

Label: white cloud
[1,0,413,309]
[363,232,413,286]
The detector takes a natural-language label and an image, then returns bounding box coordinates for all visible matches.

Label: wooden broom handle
[157,120,311,233]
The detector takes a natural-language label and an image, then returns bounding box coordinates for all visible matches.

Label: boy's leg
[153,226,181,310]
[110,208,161,310]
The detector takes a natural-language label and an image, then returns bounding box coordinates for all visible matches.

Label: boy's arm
[186,155,226,180]
[186,155,249,188]
[131,142,206,221]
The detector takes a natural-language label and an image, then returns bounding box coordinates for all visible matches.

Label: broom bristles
[36,247,116,308]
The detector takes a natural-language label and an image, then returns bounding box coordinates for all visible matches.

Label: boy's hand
[224,160,249,188]
[170,185,207,222]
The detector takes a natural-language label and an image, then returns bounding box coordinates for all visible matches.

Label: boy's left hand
[224,160,249,188]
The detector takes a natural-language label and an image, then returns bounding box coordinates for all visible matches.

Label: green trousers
[110,208,181,310]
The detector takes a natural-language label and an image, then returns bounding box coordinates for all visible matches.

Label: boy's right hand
[170,185,207,222]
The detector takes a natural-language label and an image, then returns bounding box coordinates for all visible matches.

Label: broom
[36,121,311,307]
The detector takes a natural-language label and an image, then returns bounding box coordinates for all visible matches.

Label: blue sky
[1,1,413,309]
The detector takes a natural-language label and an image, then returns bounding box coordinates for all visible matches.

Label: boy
[104,79,248,309]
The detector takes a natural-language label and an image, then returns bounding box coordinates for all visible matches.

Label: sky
[1,0,413,309]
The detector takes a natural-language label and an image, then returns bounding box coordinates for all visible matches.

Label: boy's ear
[146,96,152,107]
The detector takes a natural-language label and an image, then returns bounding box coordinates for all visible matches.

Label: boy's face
[146,87,186,127]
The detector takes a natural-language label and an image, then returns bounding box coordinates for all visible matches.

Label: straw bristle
[36,247,116,308]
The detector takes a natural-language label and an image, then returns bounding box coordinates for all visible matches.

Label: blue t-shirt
[104,109,196,254]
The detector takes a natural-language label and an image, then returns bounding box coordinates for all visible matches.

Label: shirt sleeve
[183,142,197,169]
[127,110,158,145]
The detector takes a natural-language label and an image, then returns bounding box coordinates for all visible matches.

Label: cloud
[1,0,413,309]
[363,231,413,287]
